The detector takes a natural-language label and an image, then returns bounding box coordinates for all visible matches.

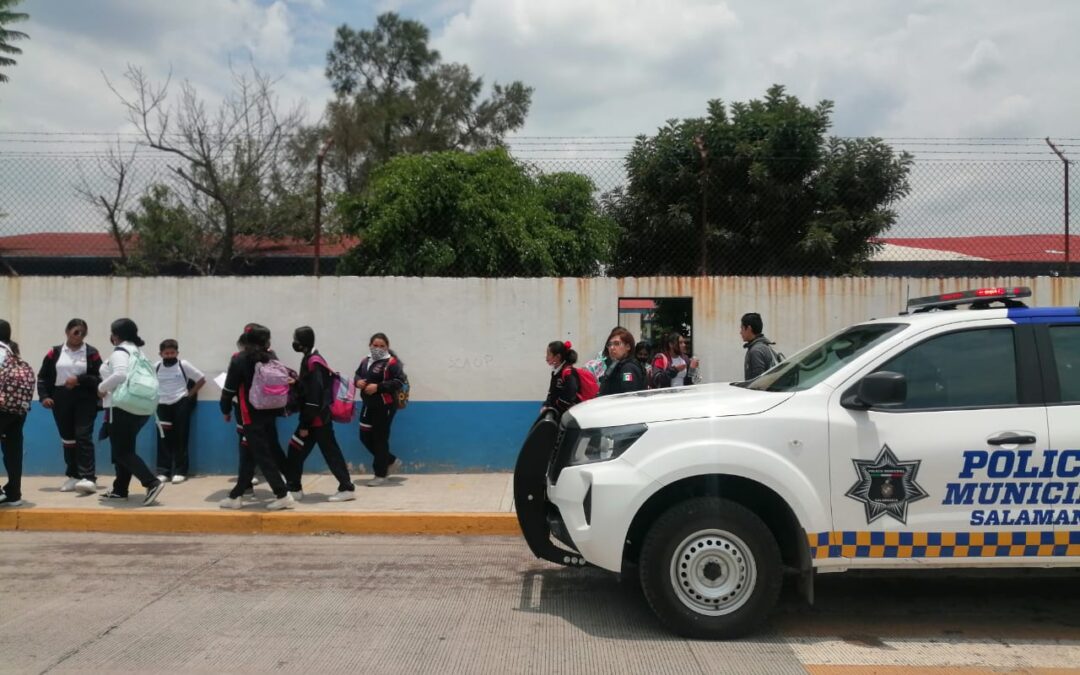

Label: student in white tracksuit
[97,319,166,506]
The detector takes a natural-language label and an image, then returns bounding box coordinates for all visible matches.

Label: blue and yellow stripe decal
[808,530,1080,560]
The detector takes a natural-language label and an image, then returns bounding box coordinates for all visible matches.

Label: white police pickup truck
[514,287,1080,639]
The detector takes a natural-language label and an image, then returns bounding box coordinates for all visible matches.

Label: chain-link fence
[0,135,1076,277]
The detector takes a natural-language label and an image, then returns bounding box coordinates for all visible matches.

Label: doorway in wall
[617,297,693,357]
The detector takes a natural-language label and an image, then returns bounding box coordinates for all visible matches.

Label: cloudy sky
[2,0,1078,141]
[0,0,1077,239]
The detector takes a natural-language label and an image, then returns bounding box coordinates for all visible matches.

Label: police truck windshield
[742,323,906,392]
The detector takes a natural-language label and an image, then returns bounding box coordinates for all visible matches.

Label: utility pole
[1046,138,1071,275]
[694,135,709,276]
[313,137,335,277]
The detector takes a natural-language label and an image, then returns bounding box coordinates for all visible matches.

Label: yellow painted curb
[0,508,521,536]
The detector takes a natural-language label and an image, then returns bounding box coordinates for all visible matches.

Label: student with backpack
[283,326,355,502]
[97,319,166,506]
[0,320,34,508]
[650,332,688,389]
[741,312,781,380]
[355,332,405,487]
[542,340,598,416]
[37,318,103,494]
[219,324,293,510]
[154,339,205,485]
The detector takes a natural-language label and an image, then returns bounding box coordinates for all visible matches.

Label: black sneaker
[143,481,166,506]
[100,490,128,500]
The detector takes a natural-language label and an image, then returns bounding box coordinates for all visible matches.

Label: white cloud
[960,39,1004,81]
[437,0,739,136]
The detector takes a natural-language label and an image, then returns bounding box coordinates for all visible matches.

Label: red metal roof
[0,232,357,258]
[879,235,1080,262]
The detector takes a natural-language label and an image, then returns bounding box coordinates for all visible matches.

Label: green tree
[0,0,29,84]
[338,149,617,277]
[605,85,913,276]
[298,12,532,194]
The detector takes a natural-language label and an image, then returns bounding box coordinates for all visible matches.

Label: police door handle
[986,433,1036,446]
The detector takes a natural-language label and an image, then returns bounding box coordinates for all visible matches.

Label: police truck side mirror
[842,371,907,409]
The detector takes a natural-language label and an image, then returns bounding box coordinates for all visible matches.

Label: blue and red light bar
[906,286,1031,312]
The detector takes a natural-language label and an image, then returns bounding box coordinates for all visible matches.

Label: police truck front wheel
[639,497,782,639]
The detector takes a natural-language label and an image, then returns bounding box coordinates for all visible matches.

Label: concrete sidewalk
[0,474,520,536]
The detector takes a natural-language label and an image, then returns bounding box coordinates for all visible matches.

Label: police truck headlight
[568,424,648,466]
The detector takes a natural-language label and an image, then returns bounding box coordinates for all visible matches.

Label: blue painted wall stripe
[17,401,540,475]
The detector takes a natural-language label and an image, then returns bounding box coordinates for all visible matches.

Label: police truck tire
[639,497,782,639]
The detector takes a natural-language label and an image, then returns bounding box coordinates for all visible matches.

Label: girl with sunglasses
[36,318,103,494]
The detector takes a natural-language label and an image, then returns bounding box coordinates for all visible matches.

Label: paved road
[1,532,1078,674]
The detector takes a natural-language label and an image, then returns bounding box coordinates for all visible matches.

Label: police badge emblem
[845,445,929,524]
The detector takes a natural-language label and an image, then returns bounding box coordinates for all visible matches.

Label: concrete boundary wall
[3,276,1077,475]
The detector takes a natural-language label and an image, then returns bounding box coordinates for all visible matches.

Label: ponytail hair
[110,318,145,348]
[547,340,578,366]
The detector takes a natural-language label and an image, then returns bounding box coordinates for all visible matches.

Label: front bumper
[545,460,657,572]
[513,412,659,573]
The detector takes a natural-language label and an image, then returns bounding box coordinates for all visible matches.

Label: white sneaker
[74,479,98,494]
[387,459,401,476]
[156,475,167,483]
[366,477,386,487]
[0,499,24,507]
[289,490,304,502]
[171,475,186,484]
[328,491,356,502]
[267,494,296,511]
[219,497,244,510]
[242,489,257,500]
[251,476,260,486]
[60,478,78,492]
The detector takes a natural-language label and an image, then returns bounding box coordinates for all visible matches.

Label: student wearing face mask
[283,326,355,502]
[154,339,205,484]
[598,327,646,396]
[542,340,580,416]
[97,319,166,506]
[355,333,405,487]
[37,318,103,494]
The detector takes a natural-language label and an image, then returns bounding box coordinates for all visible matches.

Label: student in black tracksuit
[284,326,355,501]
[542,340,580,417]
[219,324,293,510]
[598,327,646,396]
[37,318,103,494]
[355,332,405,487]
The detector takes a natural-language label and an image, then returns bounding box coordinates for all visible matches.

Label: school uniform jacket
[297,350,332,430]
[219,350,281,425]
[355,356,404,410]
[37,343,102,400]
[543,365,580,413]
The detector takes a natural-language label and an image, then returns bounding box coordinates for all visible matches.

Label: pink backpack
[307,354,356,423]
[329,373,357,423]
[250,359,291,410]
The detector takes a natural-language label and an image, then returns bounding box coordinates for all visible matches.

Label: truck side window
[875,328,1018,409]
[1049,325,1080,402]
